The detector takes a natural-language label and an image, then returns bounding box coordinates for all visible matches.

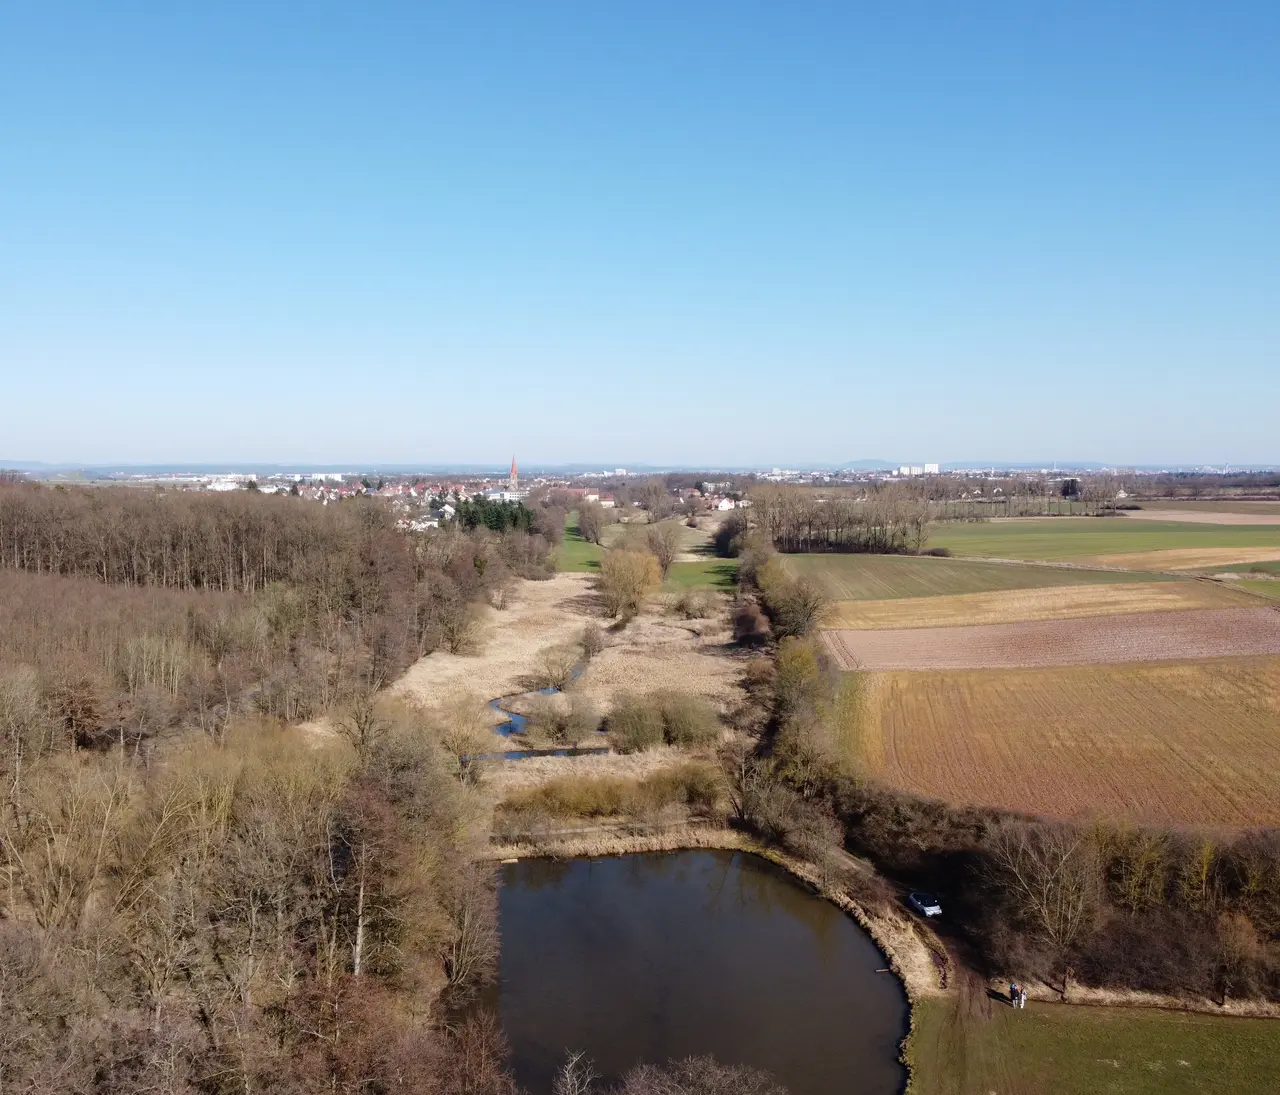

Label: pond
[481,850,909,1095]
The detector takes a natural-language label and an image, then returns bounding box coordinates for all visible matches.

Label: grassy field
[556,514,603,572]
[926,518,1280,565]
[826,580,1248,629]
[908,995,1280,1095]
[780,553,1167,601]
[558,516,738,590]
[1235,578,1280,601]
[1214,559,1280,575]
[665,558,739,590]
[849,657,1280,827]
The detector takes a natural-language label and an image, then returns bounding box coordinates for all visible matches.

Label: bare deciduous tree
[987,822,1101,960]
[645,522,682,579]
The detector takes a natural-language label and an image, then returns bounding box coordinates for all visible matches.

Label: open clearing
[824,606,1280,670]
[926,518,1280,565]
[557,514,736,590]
[780,552,1160,601]
[826,580,1248,630]
[393,571,743,743]
[850,657,1280,826]
[392,573,597,735]
[909,994,1280,1095]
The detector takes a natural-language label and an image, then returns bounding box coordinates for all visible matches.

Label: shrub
[598,550,662,618]
[654,691,720,747]
[642,762,722,814]
[524,694,601,746]
[497,762,722,823]
[732,602,770,646]
[713,512,749,557]
[530,643,579,690]
[757,559,831,638]
[674,589,713,619]
[607,691,721,752]
[581,622,605,659]
[608,695,665,752]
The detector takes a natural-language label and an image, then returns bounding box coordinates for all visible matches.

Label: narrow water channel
[480,850,909,1095]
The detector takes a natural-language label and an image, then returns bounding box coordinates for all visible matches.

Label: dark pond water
[481,850,908,1095]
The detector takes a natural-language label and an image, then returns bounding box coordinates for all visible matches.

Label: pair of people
[1009,982,1028,1009]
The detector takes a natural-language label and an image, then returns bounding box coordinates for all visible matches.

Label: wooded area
[748,486,932,554]
[0,484,564,1094]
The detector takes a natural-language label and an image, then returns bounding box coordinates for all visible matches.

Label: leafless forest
[0,483,569,1094]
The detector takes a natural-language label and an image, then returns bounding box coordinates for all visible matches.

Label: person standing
[1020,988,1028,1010]
[1010,981,1019,1007]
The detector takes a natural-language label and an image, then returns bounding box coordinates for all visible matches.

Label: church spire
[509,456,518,492]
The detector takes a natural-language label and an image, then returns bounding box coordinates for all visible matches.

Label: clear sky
[2,2,1277,468]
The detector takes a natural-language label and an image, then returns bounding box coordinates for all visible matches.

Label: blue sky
[2,2,1277,467]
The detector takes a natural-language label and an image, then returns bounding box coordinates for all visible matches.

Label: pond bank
[484,847,910,1095]
[485,823,947,1003]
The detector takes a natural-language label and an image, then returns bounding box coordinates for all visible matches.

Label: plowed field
[826,580,1247,630]
[824,607,1280,670]
[855,658,1280,826]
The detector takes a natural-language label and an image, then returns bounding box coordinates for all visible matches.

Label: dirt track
[824,606,1280,670]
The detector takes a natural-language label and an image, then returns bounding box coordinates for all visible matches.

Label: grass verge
[907,994,1280,1095]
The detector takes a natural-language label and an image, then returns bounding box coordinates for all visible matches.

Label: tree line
[728,634,1280,1005]
[745,486,932,554]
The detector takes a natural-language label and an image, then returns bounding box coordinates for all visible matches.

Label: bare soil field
[1135,499,1280,516]
[1092,546,1280,571]
[855,657,1280,826]
[825,606,1280,670]
[1121,507,1280,525]
[826,580,1248,630]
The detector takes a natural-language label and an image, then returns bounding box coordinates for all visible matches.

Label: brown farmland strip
[860,658,1280,827]
[1090,546,1280,570]
[824,607,1280,670]
[825,580,1247,630]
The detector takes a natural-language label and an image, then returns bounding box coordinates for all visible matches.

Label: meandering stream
[476,671,609,761]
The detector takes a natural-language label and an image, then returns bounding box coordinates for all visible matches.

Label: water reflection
[482,851,908,1095]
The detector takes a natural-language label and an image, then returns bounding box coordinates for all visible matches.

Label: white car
[907,891,942,917]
